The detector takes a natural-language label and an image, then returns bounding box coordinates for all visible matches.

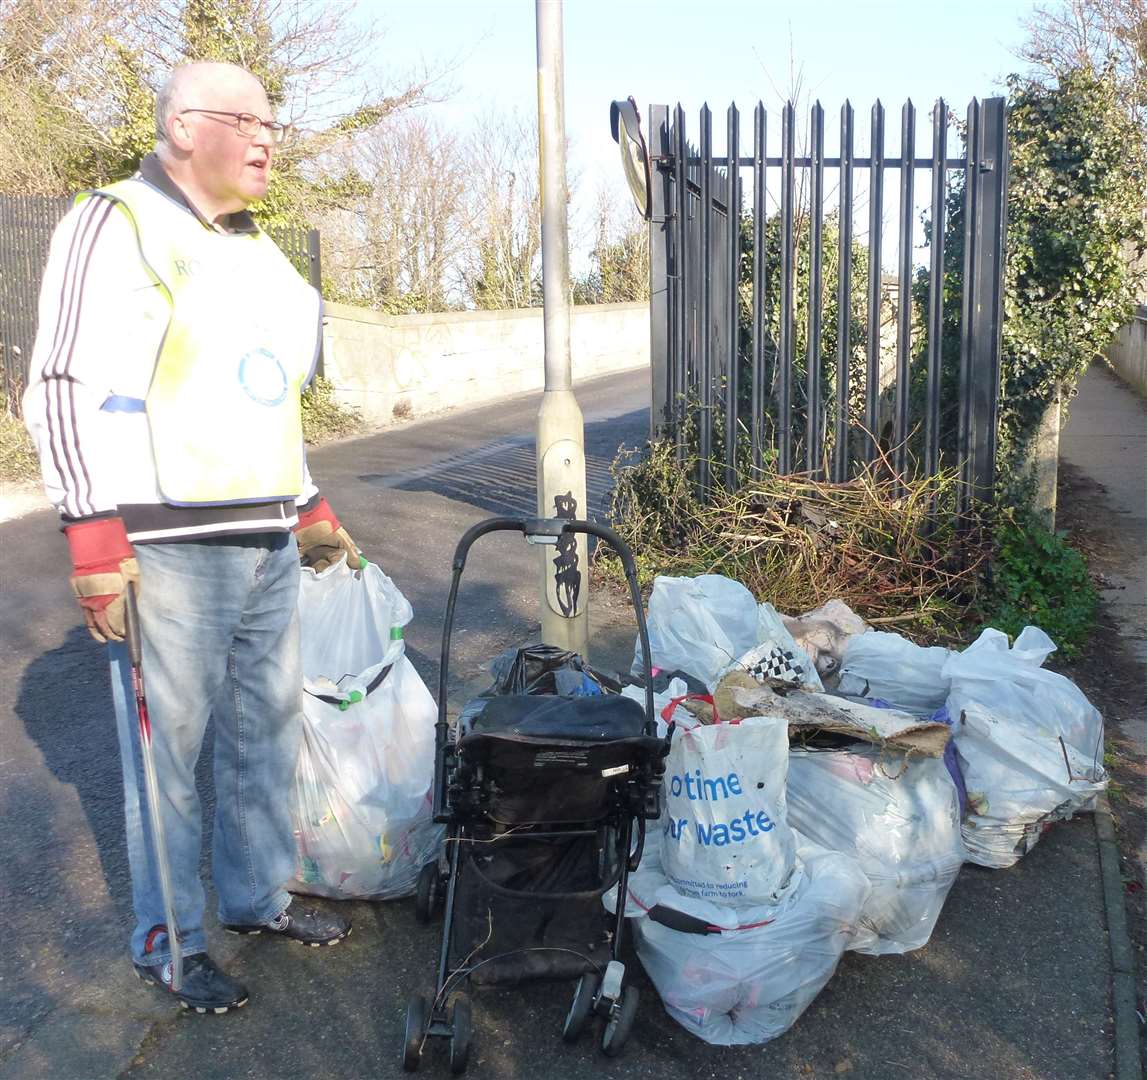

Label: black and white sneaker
[134,953,249,1014]
[223,900,351,947]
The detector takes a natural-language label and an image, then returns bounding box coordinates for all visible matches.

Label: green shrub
[979,514,1097,656]
[301,375,362,445]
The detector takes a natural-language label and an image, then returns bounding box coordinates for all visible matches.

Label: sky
[357,0,1040,267]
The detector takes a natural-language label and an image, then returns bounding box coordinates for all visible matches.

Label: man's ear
[167,111,196,153]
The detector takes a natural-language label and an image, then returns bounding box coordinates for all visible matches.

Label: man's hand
[64,517,138,643]
[294,498,364,572]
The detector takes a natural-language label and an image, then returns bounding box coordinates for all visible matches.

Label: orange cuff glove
[65,517,138,643]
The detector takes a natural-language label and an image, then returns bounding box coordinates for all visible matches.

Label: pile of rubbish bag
[284,556,1106,1045]
[290,556,442,900]
[616,573,1106,1045]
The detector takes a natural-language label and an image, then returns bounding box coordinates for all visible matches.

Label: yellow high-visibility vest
[79,178,321,505]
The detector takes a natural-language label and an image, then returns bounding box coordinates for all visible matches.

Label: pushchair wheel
[600,986,639,1058]
[402,994,428,1072]
[415,863,440,924]
[449,996,472,1074]
[561,973,598,1043]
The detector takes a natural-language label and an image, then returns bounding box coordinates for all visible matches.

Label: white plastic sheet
[787,747,964,954]
[836,631,954,714]
[662,717,799,907]
[944,626,1106,869]
[291,557,442,899]
[621,844,870,1045]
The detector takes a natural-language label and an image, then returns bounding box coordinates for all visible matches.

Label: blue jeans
[109,534,302,967]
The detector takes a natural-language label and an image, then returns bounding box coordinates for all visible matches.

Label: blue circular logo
[238,348,288,406]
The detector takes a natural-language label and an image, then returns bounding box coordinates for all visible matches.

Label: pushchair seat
[454,695,662,823]
[460,693,646,740]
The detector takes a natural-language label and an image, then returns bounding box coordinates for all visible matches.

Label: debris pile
[618,574,1106,1044]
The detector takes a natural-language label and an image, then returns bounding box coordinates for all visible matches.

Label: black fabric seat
[460,693,647,741]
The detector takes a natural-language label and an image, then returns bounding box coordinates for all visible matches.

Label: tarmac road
[0,366,1116,1080]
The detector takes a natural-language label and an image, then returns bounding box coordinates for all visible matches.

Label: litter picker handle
[121,579,184,992]
[124,577,143,670]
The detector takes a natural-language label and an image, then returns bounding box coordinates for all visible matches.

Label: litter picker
[124,582,183,992]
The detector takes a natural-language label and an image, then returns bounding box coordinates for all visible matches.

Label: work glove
[294,497,365,572]
[64,517,138,644]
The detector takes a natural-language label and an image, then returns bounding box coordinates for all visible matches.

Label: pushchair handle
[436,517,656,759]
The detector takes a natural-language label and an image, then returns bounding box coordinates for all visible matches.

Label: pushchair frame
[401,516,664,1073]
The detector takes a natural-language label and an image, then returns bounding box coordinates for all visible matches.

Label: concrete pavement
[1060,362,1147,670]
[1059,361,1147,1079]
[0,365,1129,1079]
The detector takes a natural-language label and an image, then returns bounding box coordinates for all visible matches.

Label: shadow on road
[382,408,649,524]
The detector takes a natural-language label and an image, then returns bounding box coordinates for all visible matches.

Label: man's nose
[251,121,275,150]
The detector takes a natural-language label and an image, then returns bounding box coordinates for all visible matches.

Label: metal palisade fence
[0,193,322,416]
[646,98,1008,515]
[0,195,71,414]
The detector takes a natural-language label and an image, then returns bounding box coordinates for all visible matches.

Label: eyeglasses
[179,109,293,144]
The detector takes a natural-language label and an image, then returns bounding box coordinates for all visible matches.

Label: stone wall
[321,301,649,426]
[1107,305,1147,398]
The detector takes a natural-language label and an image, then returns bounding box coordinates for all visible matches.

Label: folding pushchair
[401,517,667,1073]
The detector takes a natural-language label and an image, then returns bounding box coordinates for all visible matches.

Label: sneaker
[134,953,249,1014]
[223,899,351,947]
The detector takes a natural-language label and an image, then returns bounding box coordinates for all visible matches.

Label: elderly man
[23,62,358,1014]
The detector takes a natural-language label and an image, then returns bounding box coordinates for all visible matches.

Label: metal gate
[0,194,323,415]
[647,97,1008,513]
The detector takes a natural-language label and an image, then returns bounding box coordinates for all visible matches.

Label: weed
[301,375,362,445]
[598,439,986,642]
[0,393,39,483]
[979,511,1097,657]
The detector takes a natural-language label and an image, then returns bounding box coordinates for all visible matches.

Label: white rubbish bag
[632,575,760,688]
[836,631,953,715]
[291,557,442,899]
[662,716,799,907]
[787,747,964,954]
[621,843,870,1045]
[944,626,1105,869]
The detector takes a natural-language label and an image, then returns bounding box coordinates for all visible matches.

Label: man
[23,62,359,1014]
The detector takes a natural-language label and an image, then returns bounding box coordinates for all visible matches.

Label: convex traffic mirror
[610,97,652,220]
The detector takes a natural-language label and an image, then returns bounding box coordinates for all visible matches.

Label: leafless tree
[317,113,470,312]
[457,108,543,310]
[1020,0,1147,122]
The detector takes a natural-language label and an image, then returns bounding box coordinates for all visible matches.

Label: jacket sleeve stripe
[44,199,108,377]
[42,197,116,518]
[39,201,103,508]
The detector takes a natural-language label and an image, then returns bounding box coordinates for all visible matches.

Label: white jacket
[23,159,321,543]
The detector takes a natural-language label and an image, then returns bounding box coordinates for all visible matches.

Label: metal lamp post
[535,0,588,655]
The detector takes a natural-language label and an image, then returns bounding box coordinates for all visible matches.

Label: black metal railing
[647,97,1008,514]
[0,193,322,415]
